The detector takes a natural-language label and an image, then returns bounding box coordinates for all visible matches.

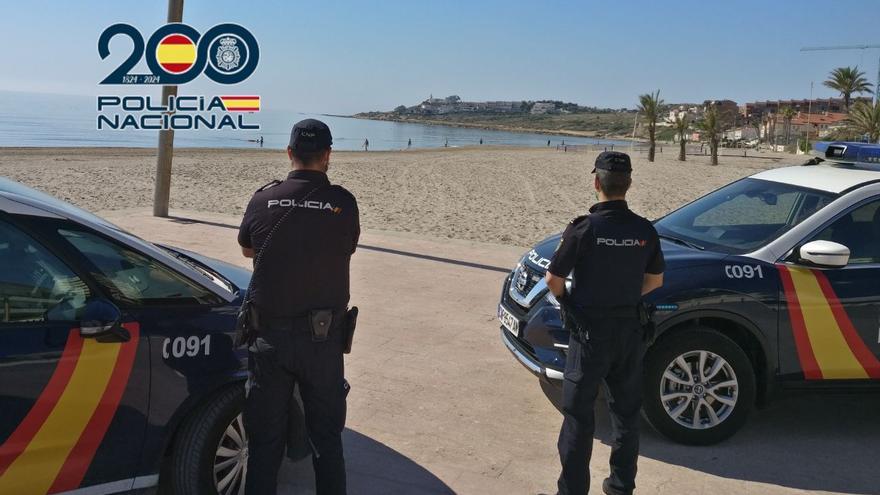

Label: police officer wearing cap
[238,119,360,494]
[545,151,664,495]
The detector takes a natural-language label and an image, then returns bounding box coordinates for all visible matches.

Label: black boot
[603,478,633,495]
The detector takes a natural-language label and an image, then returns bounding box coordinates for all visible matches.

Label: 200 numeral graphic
[98,23,259,85]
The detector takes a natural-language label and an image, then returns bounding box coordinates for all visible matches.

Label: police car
[0,178,289,494]
[499,142,880,445]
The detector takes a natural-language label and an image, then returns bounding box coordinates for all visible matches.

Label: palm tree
[846,100,880,142]
[823,66,874,112]
[699,105,721,165]
[761,115,770,145]
[779,106,796,149]
[672,113,690,161]
[637,90,664,162]
[749,116,762,144]
[768,112,778,147]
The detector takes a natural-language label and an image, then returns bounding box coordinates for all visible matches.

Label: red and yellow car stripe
[0,323,139,494]
[779,266,880,380]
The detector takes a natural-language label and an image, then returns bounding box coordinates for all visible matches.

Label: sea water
[0,91,630,151]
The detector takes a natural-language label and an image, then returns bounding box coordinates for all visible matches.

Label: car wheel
[643,328,755,445]
[169,385,247,495]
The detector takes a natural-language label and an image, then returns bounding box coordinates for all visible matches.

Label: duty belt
[265,309,346,331]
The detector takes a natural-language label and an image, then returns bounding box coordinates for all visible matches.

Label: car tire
[643,327,755,445]
[169,384,247,495]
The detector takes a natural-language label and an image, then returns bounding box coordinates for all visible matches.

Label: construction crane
[801,44,880,104]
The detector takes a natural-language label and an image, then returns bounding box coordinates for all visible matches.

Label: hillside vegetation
[354,111,637,138]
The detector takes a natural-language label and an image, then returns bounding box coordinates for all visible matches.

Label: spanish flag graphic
[0,324,139,494]
[220,95,261,112]
[778,266,880,380]
[156,34,197,74]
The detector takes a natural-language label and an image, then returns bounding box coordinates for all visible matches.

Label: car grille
[512,263,542,297]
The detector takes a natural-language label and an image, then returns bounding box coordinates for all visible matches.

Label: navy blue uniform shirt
[547,200,664,309]
[238,169,360,318]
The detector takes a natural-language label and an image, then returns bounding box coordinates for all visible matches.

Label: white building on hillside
[531,102,557,114]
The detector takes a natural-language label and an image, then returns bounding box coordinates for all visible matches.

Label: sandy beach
[0,146,796,246]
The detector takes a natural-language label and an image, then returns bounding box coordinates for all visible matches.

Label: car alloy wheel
[213,413,248,495]
[659,350,738,430]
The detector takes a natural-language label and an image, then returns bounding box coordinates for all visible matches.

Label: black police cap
[592,151,632,173]
[289,119,333,152]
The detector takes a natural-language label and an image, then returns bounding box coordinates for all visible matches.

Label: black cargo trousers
[244,316,348,495]
[557,316,645,495]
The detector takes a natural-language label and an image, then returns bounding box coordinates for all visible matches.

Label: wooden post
[153,0,184,217]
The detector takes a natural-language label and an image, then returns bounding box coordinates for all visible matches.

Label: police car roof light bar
[812,141,880,168]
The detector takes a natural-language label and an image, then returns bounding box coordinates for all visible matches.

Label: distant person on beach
[480,138,483,145]
[363,138,369,151]
[407,138,412,149]
[260,136,264,147]
[548,139,551,147]
[444,138,449,148]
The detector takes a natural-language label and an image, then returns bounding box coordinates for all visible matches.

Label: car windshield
[655,178,837,254]
[159,246,236,294]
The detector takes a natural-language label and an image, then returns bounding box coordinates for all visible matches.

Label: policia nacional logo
[214,36,241,71]
[97,23,260,131]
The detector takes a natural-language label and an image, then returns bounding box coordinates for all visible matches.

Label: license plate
[498,304,520,336]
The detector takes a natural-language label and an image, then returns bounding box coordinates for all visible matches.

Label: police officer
[238,119,360,494]
[545,151,664,495]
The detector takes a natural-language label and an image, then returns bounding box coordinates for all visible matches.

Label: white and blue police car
[0,178,313,494]
[498,142,880,445]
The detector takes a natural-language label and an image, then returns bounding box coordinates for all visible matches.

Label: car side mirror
[798,240,850,269]
[79,299,128,342]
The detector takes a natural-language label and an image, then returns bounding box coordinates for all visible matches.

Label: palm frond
[846,100,880,142]
[637,90,665,120]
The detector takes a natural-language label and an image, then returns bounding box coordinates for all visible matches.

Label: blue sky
[1,0,878,114]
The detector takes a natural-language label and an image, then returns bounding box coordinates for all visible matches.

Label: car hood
[525,234,727,273]
[161,245,252,293]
